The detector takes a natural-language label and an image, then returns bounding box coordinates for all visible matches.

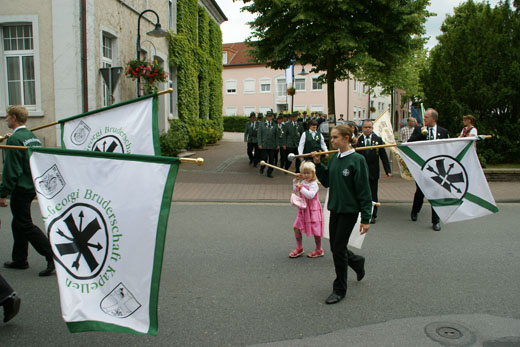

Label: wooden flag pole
[0,144,204,165]
[0,88,176,142]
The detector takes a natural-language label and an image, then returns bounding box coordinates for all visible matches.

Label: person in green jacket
[0,106,55,277]
[313,124,372,304]
[244,112,258,166]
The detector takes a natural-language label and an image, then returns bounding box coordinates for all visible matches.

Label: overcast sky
[215,0,501,49]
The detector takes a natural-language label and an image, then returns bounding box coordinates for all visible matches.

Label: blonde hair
[299,161,317,181]
[6,105,28,124]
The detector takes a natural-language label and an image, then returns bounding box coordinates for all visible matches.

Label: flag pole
[0,144,205,165]
[288,136,492,161]
[0,88,177,141]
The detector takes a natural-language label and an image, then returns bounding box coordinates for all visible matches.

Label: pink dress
[292,180,323,237]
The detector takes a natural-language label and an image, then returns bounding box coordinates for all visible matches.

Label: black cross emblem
[55,211,103,272]
[93,139,120,152]
[92,135,124,153]
[426,158,465,194]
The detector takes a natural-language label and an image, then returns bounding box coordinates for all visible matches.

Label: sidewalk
[172,132,520,203]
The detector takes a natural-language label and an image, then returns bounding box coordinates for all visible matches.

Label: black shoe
[259,169,264,175]
[370,217,376,224]
[4,261,29,270]
[432,223,441,231]
[411,213,418,221]
[39,262,55,277]
[325,292,345,305]
[267,174,274,178]
[356,258,366,281]
[3,294,21,323]
[249,159,253,165]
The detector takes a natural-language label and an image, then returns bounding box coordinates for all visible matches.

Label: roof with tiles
[222,42,263,67]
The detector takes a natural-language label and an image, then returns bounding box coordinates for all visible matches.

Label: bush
[160,119,189,157]
[186,119,207,149]
[206,119,223,144]
[223,115,249,132]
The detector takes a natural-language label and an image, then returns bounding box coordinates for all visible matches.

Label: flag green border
[151,95,161,155]
[28,147,179,335]
[59,94,161,155]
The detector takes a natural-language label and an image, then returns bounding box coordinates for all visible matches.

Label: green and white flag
[397,137,498,223]
[60,94,160,155]
[28,147,179,335]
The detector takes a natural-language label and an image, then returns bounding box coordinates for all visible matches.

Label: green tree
[421,0,520,163]
[242,0,430,115]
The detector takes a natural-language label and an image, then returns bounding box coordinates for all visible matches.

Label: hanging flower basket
[125,59,168,93]
[286,87,296,96]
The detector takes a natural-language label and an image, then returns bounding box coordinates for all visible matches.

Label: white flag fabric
[373,108,414,180]
[397,137,498,223]
[285,64,294,87]
[322,189,370,249]
[60,94,160,155]
[28,147,179,335]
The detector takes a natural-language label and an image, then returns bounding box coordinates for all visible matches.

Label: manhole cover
[437,327,463,339]
[425,322,476,346]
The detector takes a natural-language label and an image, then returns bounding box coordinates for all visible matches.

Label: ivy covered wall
[167,0,223,147]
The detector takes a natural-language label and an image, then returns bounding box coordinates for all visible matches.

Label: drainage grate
[425,322,476,346]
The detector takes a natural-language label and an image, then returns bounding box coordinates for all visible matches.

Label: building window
[276,78,287,97]
[101,33,114,106]
[310,105,324,113]
[259,106,271,114]
[225,79,237,94]
[168,0,176,31]
[2,24,36,106]
[222,51,227,65]
[294,77,305,91]
[243,78,255,93]
[353,79,357,91]
[370,100,374,108]
[311,77,322,91]
[225,107,237,116]
[293,105,306,112]
[243,106,255,115]
[259,78,271,93]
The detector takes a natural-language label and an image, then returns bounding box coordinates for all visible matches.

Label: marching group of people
[245,107,479,304]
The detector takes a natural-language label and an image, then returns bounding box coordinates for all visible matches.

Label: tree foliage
[421,0,520,164]
[242,0,430,115]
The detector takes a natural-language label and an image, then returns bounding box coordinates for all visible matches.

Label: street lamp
[136,9,169,96]
[298,66,309,76]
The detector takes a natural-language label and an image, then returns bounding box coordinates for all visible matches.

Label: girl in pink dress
[289,161,324,258]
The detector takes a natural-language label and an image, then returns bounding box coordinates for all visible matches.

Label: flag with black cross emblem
[59,94,161,155]
[29,147,179,335]
[397,137,498,223]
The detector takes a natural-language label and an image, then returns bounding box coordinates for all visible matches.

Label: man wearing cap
[244,112,258,166]
[257,112,278,178]
[274,115,286,168]
[284,112,303,173]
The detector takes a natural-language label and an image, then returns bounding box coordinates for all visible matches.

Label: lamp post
[136,9,169,96]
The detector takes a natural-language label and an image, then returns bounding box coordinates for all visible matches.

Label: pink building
[222,42,370,122]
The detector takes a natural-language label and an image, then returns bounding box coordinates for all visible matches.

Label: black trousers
[411,183,440,224]
[285,147,301,173]
[259,148,276,175]
[274,147,287,168]
[10,189,53,263]
[247,142,257,163]
[329,212,365,296]
[0,274,14,305]
[369,178,378,218]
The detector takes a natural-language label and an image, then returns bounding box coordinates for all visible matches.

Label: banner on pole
[373,108,414,180]
[59,94,160,155]
[29,147,178,334]
[397,138,498,223]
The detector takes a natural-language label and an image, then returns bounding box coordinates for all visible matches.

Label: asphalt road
[0,202,519,346]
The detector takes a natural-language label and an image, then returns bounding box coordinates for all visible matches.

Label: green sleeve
[315,162,329,188]
[355,158,373,224]
[0,149,24,197]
